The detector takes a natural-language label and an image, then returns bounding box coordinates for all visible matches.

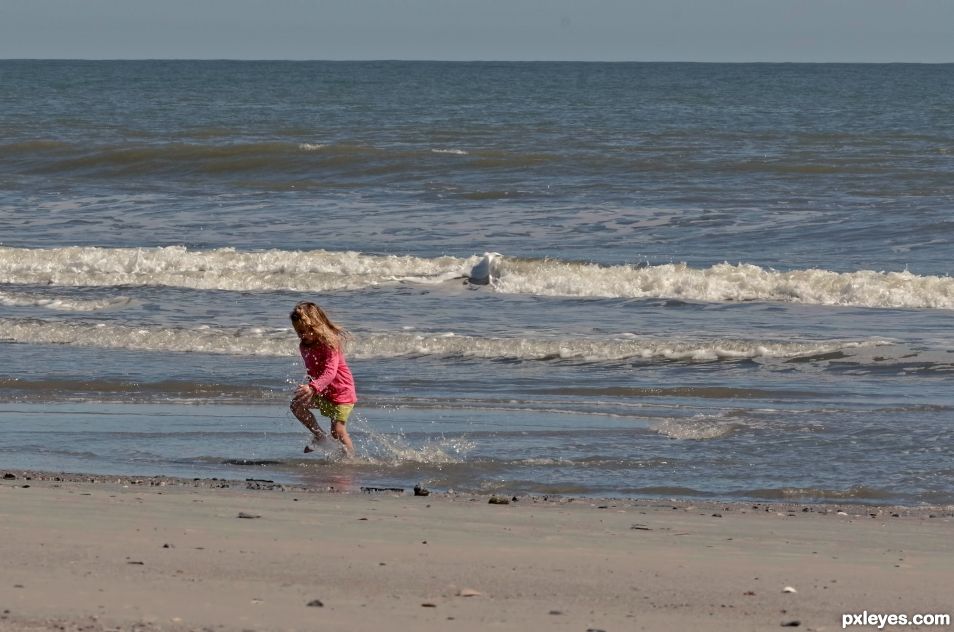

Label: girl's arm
[306,345,340,394]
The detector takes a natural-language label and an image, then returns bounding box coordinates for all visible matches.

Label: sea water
[1,61,953,504]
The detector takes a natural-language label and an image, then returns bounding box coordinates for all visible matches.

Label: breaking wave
[2,246,953,309]
[491,258,954,310]
[0,246,471,292]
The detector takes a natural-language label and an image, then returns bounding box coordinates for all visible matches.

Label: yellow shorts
[310,394,355,424]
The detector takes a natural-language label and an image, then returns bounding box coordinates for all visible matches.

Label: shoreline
[5,468,954,515]
[3,468,953,631]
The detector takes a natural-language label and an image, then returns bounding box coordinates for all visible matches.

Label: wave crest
[493,259,954,310]
[0,246,471,292]
[3,246,952,310]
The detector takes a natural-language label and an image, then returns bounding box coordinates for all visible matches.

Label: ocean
[1,60,953,505]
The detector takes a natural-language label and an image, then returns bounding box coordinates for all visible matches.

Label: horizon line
[2,58,953,65]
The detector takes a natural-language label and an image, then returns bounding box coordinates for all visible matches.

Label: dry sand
[1,470,952,632]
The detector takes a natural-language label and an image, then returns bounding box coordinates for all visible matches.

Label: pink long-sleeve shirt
[299,342,357,404]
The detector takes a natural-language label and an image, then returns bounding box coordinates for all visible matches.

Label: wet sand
[1,470,952,631]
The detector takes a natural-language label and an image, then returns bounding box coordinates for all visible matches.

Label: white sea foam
[3,246,952,310]
[0,317,884,363]
[431,148,469,155]
[492,259,954,310]
[0,291,135,312]
[298,143,325,151]
[651,416,745,440]
[0,246,472,292]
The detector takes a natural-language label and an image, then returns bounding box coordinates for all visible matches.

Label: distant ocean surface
[2,60,953,505]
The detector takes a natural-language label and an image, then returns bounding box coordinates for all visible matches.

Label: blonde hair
[289,301,348,349]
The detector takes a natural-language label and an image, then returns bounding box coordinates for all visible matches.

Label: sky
[1,0,952,63]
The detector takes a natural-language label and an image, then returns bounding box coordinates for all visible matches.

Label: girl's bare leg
[290,399,327,442]
[330,421,355,457]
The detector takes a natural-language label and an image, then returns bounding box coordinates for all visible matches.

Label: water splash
[348,416,476,466]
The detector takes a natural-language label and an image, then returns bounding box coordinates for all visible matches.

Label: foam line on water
[0,317,887,363]
[0,290,135,312]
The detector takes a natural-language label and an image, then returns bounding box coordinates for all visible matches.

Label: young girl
[289,301,357,457]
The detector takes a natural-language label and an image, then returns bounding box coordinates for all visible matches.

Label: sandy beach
[1,471,951,631]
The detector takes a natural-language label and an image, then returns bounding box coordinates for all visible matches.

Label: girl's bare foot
[303,434,327,453]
